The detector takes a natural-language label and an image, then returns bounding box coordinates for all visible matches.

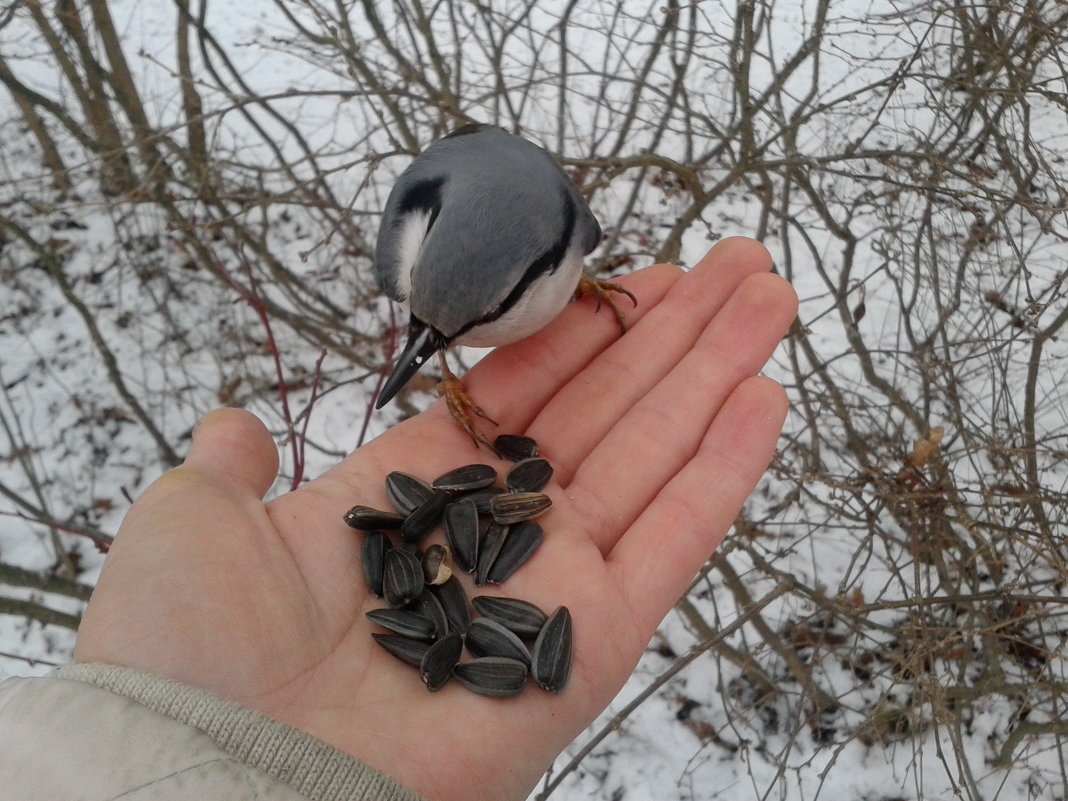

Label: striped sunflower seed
[366,608,436,641]
[486,520,544,584]
[489,492,552,524]
[400,489,450,543]
[457,485,506,515]
[465,618,531,666]
[344,505,406,531]
[474,521,508,586]
[360,530,390,598]
[471,596,548,638]
[493,434,540,461]
[372,633,430,668]
[443,499,480,573]
[383,547,424,608]
[531,606,573,694]
[420,632,463,691]
[505,458,554,493]
[430,575,471,634]
[432,464,497,493]
[385,471,435,516]
[411,589,450,638]
[453,657,528,698]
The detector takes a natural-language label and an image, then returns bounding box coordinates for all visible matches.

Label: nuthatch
[373,123,634,448]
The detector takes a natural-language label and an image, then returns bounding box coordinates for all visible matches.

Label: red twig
[290,348,328,491]
[235,253,304,487]
[1,510,113,553]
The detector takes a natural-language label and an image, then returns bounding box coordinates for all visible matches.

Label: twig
[536,580,794,799]
[0,649,63,668]
[0,510,112,554]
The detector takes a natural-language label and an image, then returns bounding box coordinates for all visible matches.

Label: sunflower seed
[366,608,436,640]
[471,596,548,638]
[474,521,508,586]
[505,458,554,493]
[383,547,424,608]
[411,589,450,638]
[385,471,435,516]
[422,544,453,586]
[400,489,450,543]
[360,530,390,597]
[344,505,406,531]
[420,632,463,691]
[430,575,471,634]
[493,434,540,461]
[465,618,531,666]
[433,463,498,493]
[372,633,430,668]
[486,520,544,583]
[443,499,480,573]
[458,486,507,515]
[453,657,528,698]
[490,492,552,524]
[531,606,573,693]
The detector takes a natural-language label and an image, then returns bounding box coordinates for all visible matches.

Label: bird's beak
[375,319,446,410]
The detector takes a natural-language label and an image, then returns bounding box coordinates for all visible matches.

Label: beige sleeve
[0,663,427,801]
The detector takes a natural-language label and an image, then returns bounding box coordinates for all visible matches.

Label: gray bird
[373,122,633,448]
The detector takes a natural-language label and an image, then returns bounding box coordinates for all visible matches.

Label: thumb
[184,408,280,499]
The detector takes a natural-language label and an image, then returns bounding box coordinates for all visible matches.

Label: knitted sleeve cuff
[57,662,427,801]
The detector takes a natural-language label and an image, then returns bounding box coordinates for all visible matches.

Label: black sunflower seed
[489,492,552,524]
[471,596,548,638]
[453,657,528,698]
[443,499,480,573]
[465,618,531,666]
[505,458,554,493]
[457,486,506,515]
[383,547,424,608]
[493,434,540,461]
[486,520,544,583]
[430,575,471,634]
[372,633,430,668]
[432,464,497,493]
[400,489,450,544]
[385,471,435,516]
[474,521,508,587]
[360,530,390,597]
[411,589,450,638]
[420,632,463,691]
[531,606,573,693]
[365,608,436,640]
[344,505,406,531]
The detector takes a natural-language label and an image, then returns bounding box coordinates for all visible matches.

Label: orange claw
[437,352,497,450]
[574,273,638,334]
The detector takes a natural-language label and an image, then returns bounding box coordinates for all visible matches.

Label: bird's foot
[437,353,498,450]
[574,273,638,335]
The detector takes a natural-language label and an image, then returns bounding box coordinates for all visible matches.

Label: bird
[373,122,635,449]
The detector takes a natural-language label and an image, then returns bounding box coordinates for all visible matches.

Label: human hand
[75,237,797,801]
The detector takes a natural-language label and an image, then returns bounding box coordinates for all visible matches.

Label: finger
[184,407,279,499]
[528,238,778,480]
[606,376,787,634]
[566,271,796,550]
[431,262,683,436]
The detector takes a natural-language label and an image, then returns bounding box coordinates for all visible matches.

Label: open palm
[75,238,797,801]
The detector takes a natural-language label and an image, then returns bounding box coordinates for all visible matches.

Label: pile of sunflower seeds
[343,434,573,697]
